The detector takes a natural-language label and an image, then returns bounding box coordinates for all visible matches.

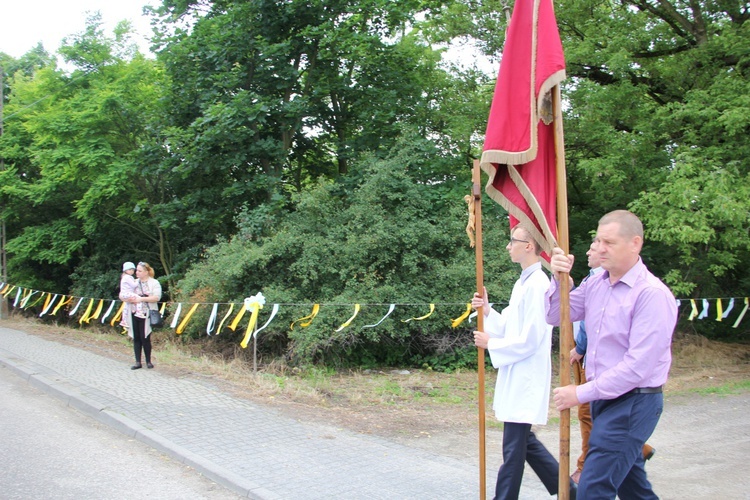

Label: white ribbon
[362,304,396,329]
[68,297,85,316]
[255,303,280,338]
[170,303,183,329]
[697,298,709,319]
[100,300,117,323]
[39,294,59,317]
[722,298,735,319]
[206,303,219,335]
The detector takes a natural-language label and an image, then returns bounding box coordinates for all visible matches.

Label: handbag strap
[138,281,153,311]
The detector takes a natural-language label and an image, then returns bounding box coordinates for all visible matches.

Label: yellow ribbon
[0,283,10,295]
[688,299,698,321]
[78,299,95,325]
[240,303,262,348]
[26,292,46,309]
[159,302,166,315]
[2,285,15,298]
[733,298,749,329]
[335,304,361,332]
[291,304,320,329]
[40,292,53,313]
[228,305,247,332]
[176,303,200,334]
[215,304,235,335]
[110,302,125,326]
[451,303,472,328]
[716,298,723,321]
[52,295,72,315]
[88,299,104,322]
[19,288,34,307]
[39,293,58,316]
[402,304,435,322]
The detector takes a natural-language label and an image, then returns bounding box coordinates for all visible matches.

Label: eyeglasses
[509,237,530,245]
[138,262,148,267]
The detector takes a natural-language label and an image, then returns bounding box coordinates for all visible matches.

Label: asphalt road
[0,365,243,500]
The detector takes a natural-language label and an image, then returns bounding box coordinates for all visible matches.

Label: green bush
[175,143,517,365]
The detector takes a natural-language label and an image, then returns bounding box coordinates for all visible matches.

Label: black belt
[628,386,663,394]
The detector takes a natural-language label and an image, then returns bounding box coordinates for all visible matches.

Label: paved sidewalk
[0,325,551,499]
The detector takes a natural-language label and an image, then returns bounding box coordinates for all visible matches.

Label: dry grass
[2,316,749,440]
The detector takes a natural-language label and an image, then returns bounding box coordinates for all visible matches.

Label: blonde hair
[137,261,155,278]
[598,210,643,239]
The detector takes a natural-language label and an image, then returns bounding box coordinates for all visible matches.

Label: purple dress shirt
[546,258,677,404]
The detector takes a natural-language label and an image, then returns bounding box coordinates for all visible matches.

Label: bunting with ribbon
[0,282,747,348]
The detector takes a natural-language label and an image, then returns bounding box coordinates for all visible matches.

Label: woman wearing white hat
[121,262,162,370]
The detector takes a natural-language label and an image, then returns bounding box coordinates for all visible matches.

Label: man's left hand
[473,330,489,349]
[552,384,579,411]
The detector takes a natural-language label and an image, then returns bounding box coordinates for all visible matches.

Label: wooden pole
[472,159,487,500]
[552,85,573,499]
[0,65,8,319]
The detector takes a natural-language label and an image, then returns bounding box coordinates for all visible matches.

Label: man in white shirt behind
[472,224,575,499]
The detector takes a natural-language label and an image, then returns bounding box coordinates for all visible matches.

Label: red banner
[480,0,565,257]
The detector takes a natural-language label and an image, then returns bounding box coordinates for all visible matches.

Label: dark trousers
[495,422,560,500]
[131,313,152,364]
[578,393,663,499]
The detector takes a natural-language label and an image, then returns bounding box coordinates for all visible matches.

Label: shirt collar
[602,258,644,287]
[520,261,542,284]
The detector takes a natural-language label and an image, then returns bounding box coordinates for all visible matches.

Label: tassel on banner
[451,303,472,328]
[402,304,435,323]
[335,304,361,332]
[291,304,320,330]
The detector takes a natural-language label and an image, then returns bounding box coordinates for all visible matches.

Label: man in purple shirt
[545,210,677,499]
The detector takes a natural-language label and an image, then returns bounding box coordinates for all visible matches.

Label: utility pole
[0,65,8,319]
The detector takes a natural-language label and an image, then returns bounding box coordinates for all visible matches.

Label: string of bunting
[0,282,485,347]
[1,282,747,348]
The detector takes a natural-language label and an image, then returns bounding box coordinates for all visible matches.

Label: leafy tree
[0,18,170,296]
